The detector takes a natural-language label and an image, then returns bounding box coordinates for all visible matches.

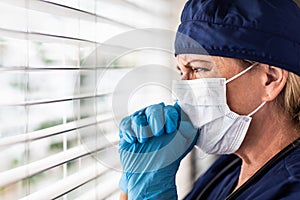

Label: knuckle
[145,103,164,115]
[165,106,179,118]
[131,114,148,126]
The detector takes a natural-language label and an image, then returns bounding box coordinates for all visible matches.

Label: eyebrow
[176,59,213,70]
[187,59,213,65]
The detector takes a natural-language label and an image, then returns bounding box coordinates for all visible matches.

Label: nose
[181,72,190,80]
[181,72,195,80]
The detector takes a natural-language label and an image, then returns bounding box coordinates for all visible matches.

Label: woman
[119,0,300,199]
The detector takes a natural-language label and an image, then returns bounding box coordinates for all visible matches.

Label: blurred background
[0,0,215,199]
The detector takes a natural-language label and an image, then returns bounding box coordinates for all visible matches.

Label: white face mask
[172,63,266,154]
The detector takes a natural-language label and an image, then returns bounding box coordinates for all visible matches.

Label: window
[0,0,205,199]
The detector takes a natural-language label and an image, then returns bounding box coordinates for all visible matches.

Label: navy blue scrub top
[184,143,300,200]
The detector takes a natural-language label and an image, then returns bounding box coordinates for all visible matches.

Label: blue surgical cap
[175,0,300,76]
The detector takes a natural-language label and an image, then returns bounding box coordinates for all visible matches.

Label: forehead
[176,54,241,68]
[176,54,214,64]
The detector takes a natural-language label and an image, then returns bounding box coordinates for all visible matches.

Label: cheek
[226,85,246,114]
[226,80,260,115]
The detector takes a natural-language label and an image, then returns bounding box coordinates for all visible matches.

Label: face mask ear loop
[225,62,259,84]
[247,101,266,117]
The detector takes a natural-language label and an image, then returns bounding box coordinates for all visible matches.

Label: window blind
[0,0,189,199]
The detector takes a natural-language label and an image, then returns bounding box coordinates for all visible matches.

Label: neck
[234,103,299,191]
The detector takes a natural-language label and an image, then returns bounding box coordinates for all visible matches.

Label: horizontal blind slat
[0,26,139,51]
[0,145,88,187]
[0,92,112,107]
[19,163,110,200]
[0,27,96,45]
[0,66,133,72]
[74,171,120,200]
[0,0,136,29]
[0,114,113,147]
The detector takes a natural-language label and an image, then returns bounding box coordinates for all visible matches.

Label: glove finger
[131,113,152,143]
[173,102,181,113]
[131,106,147,117]
[164,105,179,134]
[119,116,137,144]
[145,103,165,137]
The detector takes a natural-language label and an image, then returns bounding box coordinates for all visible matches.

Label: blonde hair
[294,0,300,7]
[277,72,300,127]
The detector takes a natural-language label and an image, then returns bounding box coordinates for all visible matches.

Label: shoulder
[239,146,300,200]
[284,146,300,179]
[270,147,300,198]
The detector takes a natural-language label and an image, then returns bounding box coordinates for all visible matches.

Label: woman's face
[176,54,265,115]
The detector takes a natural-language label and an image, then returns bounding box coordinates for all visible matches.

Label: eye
[193,67,210,73]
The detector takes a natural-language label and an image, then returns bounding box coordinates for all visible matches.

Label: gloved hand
[119,102,180,144]
[118,102,199,199]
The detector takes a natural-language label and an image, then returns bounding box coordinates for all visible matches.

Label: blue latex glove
[119,103,199,199]
[119,102,179,144]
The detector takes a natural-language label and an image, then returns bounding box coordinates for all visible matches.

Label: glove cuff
[127,163,179,199]
[119,173,128,193]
